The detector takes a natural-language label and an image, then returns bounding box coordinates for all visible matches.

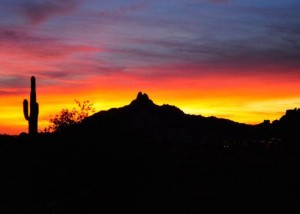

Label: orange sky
[1,0,300,135]
[1,71,300,135]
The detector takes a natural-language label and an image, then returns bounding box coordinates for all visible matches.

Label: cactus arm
[23,99,29,120]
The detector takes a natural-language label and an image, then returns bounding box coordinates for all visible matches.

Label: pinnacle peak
[130,92,154,108]
[136,92,149,100]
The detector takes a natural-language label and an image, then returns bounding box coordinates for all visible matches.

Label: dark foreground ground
[0,133,299,214]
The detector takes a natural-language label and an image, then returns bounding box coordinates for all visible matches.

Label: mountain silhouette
[60,91,255,148]
[62,92,297,148]
[129,91,156,108]
[0,92,300,213]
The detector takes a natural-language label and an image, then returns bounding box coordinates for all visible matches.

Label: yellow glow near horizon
[0,92,299,135]
[1,73,300,135]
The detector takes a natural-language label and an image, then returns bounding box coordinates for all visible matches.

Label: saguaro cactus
[23,76,39,135]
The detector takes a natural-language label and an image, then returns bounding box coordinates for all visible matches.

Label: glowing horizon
[1,0,299,135]
[2,72,300,135]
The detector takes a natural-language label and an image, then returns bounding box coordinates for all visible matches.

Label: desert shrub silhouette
[44,100,95,133]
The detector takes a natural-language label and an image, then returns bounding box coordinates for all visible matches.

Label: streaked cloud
[0,0,300,134]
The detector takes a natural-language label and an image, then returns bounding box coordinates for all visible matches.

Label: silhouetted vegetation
[44,100,95,133]
[23,76,39,136]
[1,92,300,213]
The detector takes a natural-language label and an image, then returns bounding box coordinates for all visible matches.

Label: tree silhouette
[44,100,95,133]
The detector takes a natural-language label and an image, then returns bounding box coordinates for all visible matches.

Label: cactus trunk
[23,76,39,135]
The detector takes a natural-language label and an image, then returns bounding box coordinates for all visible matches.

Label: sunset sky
[1,0,300,135]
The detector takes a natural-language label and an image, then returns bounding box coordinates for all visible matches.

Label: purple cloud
[22,0,78,24]
[97,3,146,20]
[209,0,229,3]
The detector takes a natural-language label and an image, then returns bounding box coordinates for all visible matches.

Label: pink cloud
[0,26,102,88]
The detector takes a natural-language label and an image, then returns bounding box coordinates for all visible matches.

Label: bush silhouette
[44,100,95,133]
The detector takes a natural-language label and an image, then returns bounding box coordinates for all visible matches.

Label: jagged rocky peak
[137,91,150,101]
[130,92,155,108]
